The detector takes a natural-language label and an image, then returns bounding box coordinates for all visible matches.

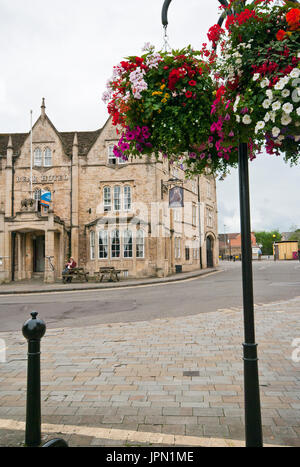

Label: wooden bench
[94,267,128,283]
[62,267,89,284]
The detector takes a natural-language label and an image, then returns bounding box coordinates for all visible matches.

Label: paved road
[1,261,300,332]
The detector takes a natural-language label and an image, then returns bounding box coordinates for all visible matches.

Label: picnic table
[95,267,128,283]
[62,267,89,284]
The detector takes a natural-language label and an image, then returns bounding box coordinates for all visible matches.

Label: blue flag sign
[40,191,51,207]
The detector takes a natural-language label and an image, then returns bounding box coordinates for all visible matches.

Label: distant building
[219,232,258,259]
[281,232,295,241]
[273,241,299,260]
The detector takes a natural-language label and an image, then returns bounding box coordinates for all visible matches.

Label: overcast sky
[0,0,299,234]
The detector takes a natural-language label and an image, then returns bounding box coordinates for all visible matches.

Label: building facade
[0,100,218,283]
[219,232,258,259]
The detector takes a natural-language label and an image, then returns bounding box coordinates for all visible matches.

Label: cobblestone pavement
[0,295,299,447]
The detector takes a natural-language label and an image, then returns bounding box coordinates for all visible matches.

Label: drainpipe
[69,157,72,258]
[197,175,203,269]
[11,155,15,217]
[11,232,16,282]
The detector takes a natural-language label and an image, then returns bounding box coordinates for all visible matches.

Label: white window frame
[207,207,213,228]
[98,230,109,259]
[44,147,52,167]
[113,186,121,211]
[111,229,121,258]
[34,148,42,167]
[90,231,95,260]
[136,230,145,259]
[124,185,132,211]
[108,145,117,165]
[192,203,197,226]
[34,188,41,200]
[103,186,111,212]
[175,237,181,259]
[123,230,133,258]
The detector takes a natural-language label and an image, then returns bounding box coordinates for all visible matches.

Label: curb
[0,268,219,296]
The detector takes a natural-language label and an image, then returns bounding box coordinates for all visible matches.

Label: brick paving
[0,295,299,447]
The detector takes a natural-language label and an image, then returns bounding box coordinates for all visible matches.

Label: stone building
[0,100,218,283]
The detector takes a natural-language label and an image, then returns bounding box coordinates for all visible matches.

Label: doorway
[33,235,45,272]
[206,236,214,268]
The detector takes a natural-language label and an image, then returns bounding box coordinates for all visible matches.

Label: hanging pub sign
[169,186,184,208]
[40,190,51,207]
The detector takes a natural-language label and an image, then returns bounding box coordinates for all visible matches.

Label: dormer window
[108,144,127,165]
[44,147,52,167]
[108,145,117,165]
[34,148,42,166]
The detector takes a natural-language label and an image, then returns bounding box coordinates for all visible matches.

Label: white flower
[281,114,292,126]
[264,112,271,122]
[282,89,290,98]
[272,127,280,138]
[296,121,300,127]
[282,103,293,114]
[272,101,281,111]
[253,73,260,81]
[262,99,271,109]
[255,121,265,134]
[274,79,286,91]
[297,108,300,116]
[295,135,300,142]
[270,111,276,123]
[242,115,252,125]
[260,78,269,88]
[236,115,241,123]
[290,68,300,78]
[266,89,273,100]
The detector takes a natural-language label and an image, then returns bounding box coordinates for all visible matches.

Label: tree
[288,229,300,247]
[254,230,282,256]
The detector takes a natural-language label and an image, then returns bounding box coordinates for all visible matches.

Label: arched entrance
[206,235,214,268]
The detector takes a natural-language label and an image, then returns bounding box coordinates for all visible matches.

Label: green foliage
[255,230,282,255]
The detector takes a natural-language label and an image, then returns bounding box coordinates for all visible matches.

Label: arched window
[124,186,132,211]
[34,148,42,166]
[136,230,144,259]
[113,186,121,211]
[111,229,120,258]
[123,230,133,258]
[103,186,111,212]
[34,188,41,200]
[99,230,108,259]
[44,147,52,167]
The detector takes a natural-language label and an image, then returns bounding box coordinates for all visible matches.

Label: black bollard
[22,312,68,448]
[22,311,46,447]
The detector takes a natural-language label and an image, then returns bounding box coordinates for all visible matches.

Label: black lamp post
[161,0,265,447]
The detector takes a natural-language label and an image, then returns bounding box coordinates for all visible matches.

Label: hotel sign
[16,174,69,183]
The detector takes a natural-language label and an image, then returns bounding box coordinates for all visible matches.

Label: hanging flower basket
[103,44,239,175]
[208,0,300,163]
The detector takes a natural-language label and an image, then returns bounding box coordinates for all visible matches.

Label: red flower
[286,8,300,30]
[188,80,197,87]
[207,24,224,46]
[185,91,193,98]
[276,29,287,41]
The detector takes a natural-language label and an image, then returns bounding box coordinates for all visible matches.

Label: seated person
[62,257,77,282]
